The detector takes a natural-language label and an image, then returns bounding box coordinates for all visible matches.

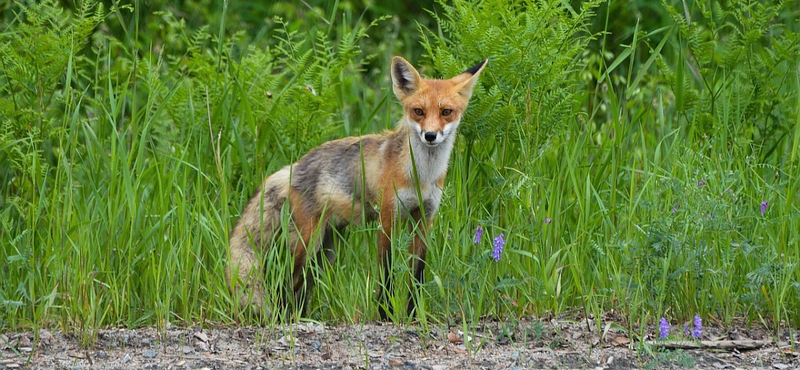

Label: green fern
[417,0,602,169]
[665,0,799,161]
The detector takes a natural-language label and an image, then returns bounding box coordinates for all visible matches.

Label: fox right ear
[452,59,488,99]
[391,56,422,100]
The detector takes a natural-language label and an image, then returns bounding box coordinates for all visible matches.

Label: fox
[227,56,487,319]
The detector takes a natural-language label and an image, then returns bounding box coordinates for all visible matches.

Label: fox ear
[453,59,488,99]
[391,56,423,100]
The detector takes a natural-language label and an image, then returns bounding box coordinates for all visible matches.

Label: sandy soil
[2,317,797,369]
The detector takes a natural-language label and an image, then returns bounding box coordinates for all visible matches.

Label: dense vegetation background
[1,0,798,342]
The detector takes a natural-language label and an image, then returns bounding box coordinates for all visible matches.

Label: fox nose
[424,132,437,143]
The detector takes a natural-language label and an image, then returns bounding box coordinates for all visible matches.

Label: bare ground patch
[2,318,797,369]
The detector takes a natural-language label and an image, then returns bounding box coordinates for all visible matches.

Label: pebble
[195,340,210,352]
[38,329,53,346]
[122,353,132,363]
[194,331,210,342]
[181,345,194,354]
[143,350,157,358]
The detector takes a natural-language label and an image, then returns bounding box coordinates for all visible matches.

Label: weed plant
[1,0,798,344]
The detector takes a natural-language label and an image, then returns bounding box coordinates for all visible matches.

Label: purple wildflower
[692,315,702,339]
[544,218,552,224]
[658,318,669,340]
[672,202,680,214]
[684,322,690,336]
[491,233,505,262]
[761,201,768,216]
[698,179,706,187]
[775,171,780,179]
[474,226,483,244]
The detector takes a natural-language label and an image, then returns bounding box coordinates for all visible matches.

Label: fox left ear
[391,56,423,100]
[453,59,488,99]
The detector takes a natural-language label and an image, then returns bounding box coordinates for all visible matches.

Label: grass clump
[1,0,798,341]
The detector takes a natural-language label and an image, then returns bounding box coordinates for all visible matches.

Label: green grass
[1,0,799,344]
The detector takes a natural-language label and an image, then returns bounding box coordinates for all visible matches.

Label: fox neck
[401,122,456,185]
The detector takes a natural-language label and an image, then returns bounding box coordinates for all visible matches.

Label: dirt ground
[2,317,798,370]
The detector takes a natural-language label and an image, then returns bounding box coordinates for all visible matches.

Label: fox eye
[441,109,453,117]
[413,108,424,116]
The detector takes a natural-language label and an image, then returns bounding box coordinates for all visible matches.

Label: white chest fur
[392,135,453,217]
[406,131,455,185]
[395,184,443,218]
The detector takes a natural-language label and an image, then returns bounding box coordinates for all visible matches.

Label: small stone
[181,345,193,354]
[277,335,292,347]
[195,340,209,352]
[122,353,132,363]
[773,364,789,370]
[38,329,53,346]
[611,335,630,346]
[94,351,108,359]
[431,366,447,370]
[447,332,462,344]
[143,350,157,358]
[194,331,210,342]
[18,336,31,347]
[311,340,321,351]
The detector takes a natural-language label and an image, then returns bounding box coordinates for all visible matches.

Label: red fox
[227,56,487,319]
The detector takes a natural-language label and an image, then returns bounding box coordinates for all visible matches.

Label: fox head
[391,57,487,147]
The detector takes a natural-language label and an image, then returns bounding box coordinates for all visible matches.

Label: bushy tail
[226,167,292,308]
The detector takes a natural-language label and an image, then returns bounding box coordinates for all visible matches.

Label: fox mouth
[419,133,444,147]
